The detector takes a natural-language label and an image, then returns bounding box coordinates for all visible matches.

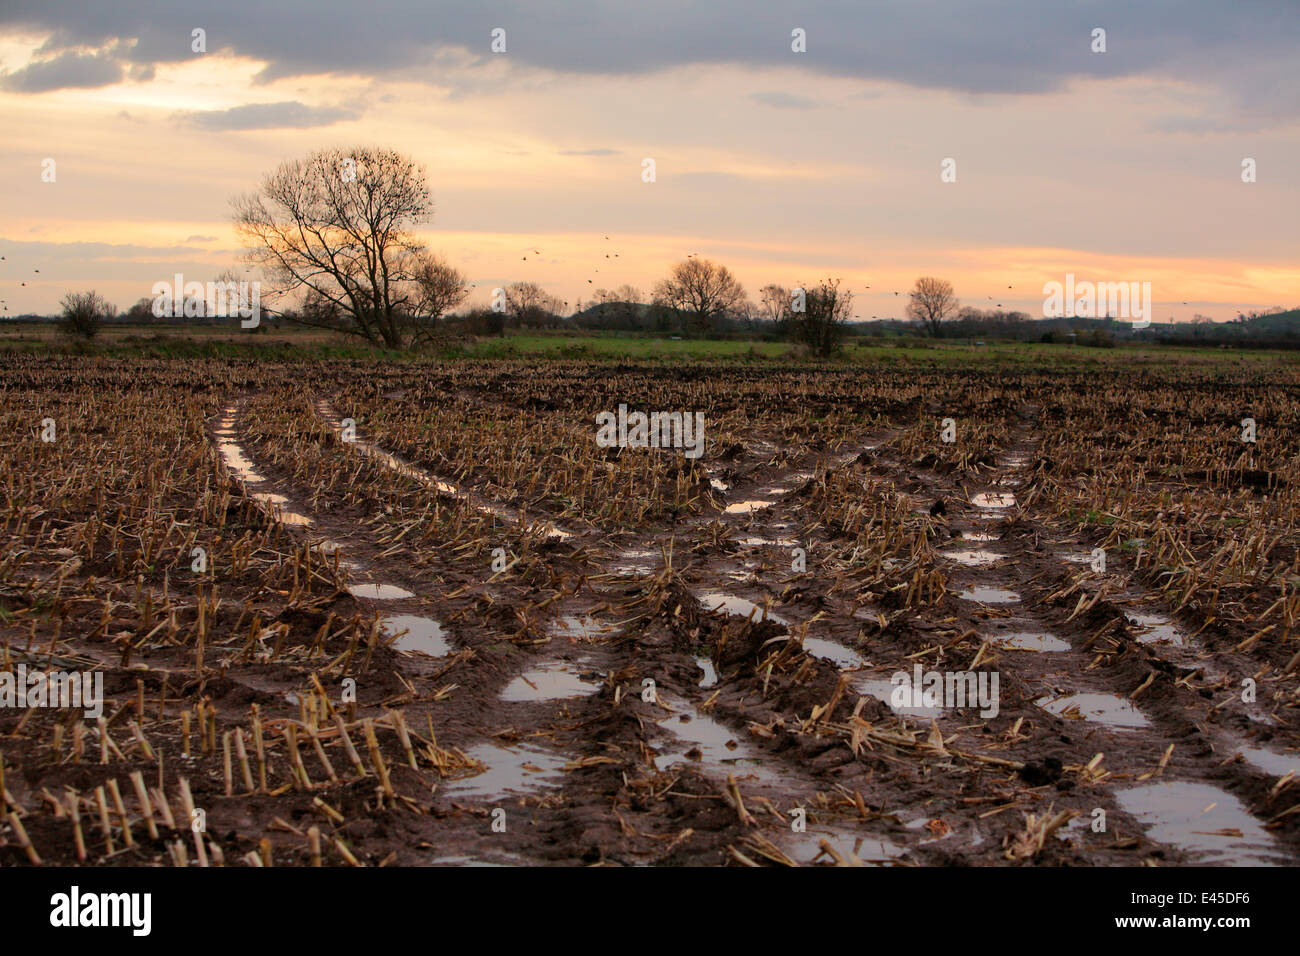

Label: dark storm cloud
[0,1,1296,122]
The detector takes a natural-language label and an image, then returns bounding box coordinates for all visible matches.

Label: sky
[0,1,1297,322]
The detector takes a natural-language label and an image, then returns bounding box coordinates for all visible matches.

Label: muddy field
[2,355,1299,867]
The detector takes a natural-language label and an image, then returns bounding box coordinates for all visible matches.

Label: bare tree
[906,277,959,337]
[759,284,791,325]
[408,254,470,343]
[788,278,853,356]
[652,258,745,334]
[59,290,115,339]
[232,146,463,349]
[504,281,564,328]
[123,296,154,325]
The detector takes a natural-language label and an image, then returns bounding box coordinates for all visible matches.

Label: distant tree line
[27,145,1300,351]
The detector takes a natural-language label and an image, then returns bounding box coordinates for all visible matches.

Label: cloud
[0,49,123,92]
[559,148,620,156]
[750,91,818,109]
[177,101,360,130]
[184,235,217,242]
[0,0,1295,129]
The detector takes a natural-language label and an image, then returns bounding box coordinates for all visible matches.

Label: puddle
[853,677,947,718]
[1238,746,1300,778]
[214,413,313,526]
[993,630,1069,652]
[958,532,1000,542]
[654,698,777,784]
[942,549,1003,567]
[429,853,523,867]
[709,478,730,492]
[957,586,1020,604]
[1036,692,1150,729]
[789,824,908,865]
[348,583,415,600]
[1060,551,1094,565]
[695,656,718,688]
[739,536,797,548]
[1126,611,1184,646]
[549,615,612,641]
[802,637,867,669]
[725,500,775,515]
[608,548,659,575]
[698,592,788,625]
[500,661,601,702]
[971,492,1016,509]
[248,494,312,526]
[216,441,267,483]
[440,742,567,799]
[384,615,451,656]
[1116,781,1286,865]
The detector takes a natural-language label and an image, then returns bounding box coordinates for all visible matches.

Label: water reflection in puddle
[853,677,947,718]
[725,500,775,515]
[699,592,788,625]
[653,698,776,784]
[802,637,867,669]
[971,492,1016,509]
[440,742,567,799]
[943,549,1003,567]
[958,586,1020,603]
[549,615,612,641]
[1126,611,1184,646]
[384,615,451,656]
[348,583,415,600]
[1116,781,1285,865]
[993,630,1069,652]
[1037,692,1150,729]
[501,662,601,702]
[791,825,908,866]
[1238,746,1300,778]
[695,656,718,688]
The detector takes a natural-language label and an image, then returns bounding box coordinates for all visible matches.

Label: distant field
[2,321,1296,367]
